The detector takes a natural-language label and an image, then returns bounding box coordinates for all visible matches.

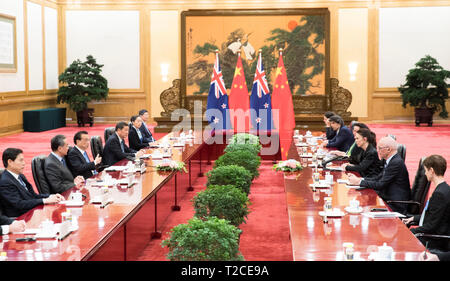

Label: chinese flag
[229,52,250,132]
[271,51,295,131]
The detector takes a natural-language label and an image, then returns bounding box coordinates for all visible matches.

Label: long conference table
[0,129,426,261]
[283,130,426,261]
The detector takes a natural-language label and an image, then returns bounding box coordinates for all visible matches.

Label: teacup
[71,192,83,202]
[40,219,55,235]
[377,243,393,261]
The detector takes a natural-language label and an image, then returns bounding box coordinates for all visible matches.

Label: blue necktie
[17,176,27,190]
[61,158,67,168]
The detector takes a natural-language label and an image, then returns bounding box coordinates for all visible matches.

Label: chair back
[90,136,103,158]
[104,127,115,143]
[409,157,431,215]
[397,144,406,161]
[31,155,51,194]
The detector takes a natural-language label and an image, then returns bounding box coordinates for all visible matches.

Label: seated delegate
[128,115,150,151]
[102,121,145,166]
[342,128,382,178]
[323,111,336,140]
[0,148,65,217]
[329,122,370,165]
[67,131,102,179]
[402,155,450,252]
[348,136,411,214]
[322,115,354,152]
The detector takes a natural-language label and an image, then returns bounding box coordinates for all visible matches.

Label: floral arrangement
[156,160,187,173]
[273,159,303,172]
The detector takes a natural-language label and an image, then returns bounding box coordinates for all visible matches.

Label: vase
[414,106,434,127]
[76,108,94,127]
[283,171,300,180]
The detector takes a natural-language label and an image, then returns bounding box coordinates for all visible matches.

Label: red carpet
[136,161,293,261]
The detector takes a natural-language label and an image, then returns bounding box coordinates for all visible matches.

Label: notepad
[362,212,405,218]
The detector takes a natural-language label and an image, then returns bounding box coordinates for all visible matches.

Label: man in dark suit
[67,131,102,179]
[0,148,65,218]
[102,121,145,166]
[348,136,411,214]
[129,115,149,151]
[45,135,85,194]
[322,115,354,152]
[403,155,450,251]
[138,109,155,143]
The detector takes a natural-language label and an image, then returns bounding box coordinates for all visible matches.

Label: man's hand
[348,173,361,185]
[43,194,64,204]
[419,251,439,261]
[402,216,414,226]
[94,154,102,165]
[9,220,26,233]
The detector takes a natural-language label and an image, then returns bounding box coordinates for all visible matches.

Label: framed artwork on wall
[0,13,17,73]
[181,8,330,114]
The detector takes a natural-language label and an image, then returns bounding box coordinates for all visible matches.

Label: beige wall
[2,0,450,136]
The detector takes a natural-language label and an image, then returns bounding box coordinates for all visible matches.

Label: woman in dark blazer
[323,115,354,152]
[128,115,149,151]
[342,128,381,178]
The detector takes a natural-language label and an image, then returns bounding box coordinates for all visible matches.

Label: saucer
[319,210,345,218]
[345,206,363,214]
[60,200,84,207]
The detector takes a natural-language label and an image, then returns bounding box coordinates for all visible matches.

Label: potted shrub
[161,216,244,261]
[192,184,251,227]
[206,165,252,195]
[214,150,261,179]
[224,142,260,156]
[57,55,109,127]
[229,133,262,151]
[398,55,450,126]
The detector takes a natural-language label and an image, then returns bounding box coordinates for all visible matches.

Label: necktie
[419,200,429,226]
[61,158,67,168]
[17,176,27,190]
[120,140,125,152]
[137,128,143,142]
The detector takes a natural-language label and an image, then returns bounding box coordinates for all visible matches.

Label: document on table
[362,212,405,218]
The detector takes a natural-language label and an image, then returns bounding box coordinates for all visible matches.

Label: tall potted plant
[398,55,450,126]
[57,55,109,126]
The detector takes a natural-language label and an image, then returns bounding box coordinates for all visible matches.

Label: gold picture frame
[0,13,17,73]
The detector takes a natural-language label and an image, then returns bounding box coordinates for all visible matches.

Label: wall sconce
[160,63,169,82]
[348,62,358,81]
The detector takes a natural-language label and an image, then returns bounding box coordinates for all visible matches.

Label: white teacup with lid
[377,243,393,261]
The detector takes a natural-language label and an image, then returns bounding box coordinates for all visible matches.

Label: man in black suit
[129,115,149,151]
[102,121,145,166]
[45,135,85,194]
[348,136,411,214]
[67,131,102,179]
[0,148,65,218]
[403,155,450,251]
[138,109,155,143]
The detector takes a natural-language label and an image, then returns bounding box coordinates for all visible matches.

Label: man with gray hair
[348,136,411,214]
[45,135,84,194]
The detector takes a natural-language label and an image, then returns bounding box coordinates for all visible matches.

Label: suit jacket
[102,133,136,166]
[128,126,149,151]
[44,153,76,194]
[139,122,155,143]
[348,144,363,165]
[67,146,97,179]
[325,127,336,140]
[326,126,354,152]
[345,144,382,178]
[360,153,411,214]
[412,182,450,236]
[0,170,48,218]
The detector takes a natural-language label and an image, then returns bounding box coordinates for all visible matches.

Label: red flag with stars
[271,51,295,131]
[228,52,250,132]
